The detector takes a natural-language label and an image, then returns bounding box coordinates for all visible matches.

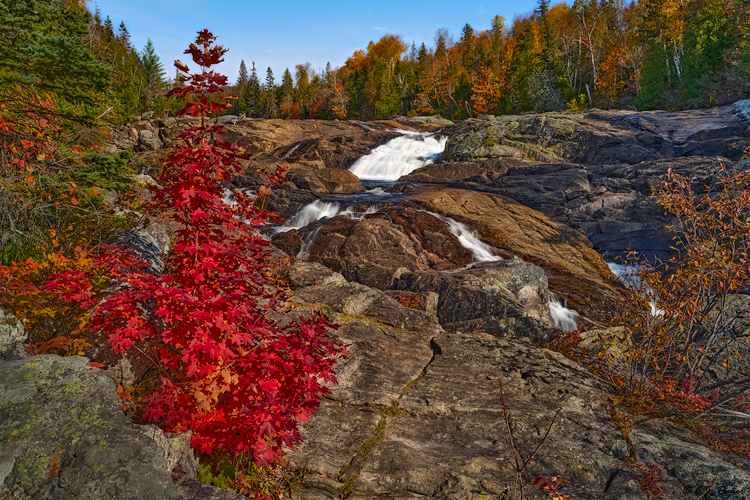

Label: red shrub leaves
[90,30,344,465]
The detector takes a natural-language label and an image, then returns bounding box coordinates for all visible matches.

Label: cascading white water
[339,204,383,221]
[426,210,580,331]
[348,134,447,181]
[424,211,501,262]
[276,200,342,233]
[549,293,581,331]
[297,227,320,261]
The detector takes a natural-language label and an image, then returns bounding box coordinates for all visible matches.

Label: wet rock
[0,355,182,499]
[273,208,474,290]
[287,165,364,195]
[266,186,320,221]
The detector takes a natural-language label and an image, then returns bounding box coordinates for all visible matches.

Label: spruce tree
[117,21,130,48]
[261,67,277,118]
[242,61,261,117]
[141,38,166,98]
[265,67,275,90]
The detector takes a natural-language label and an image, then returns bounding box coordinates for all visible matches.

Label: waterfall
[606,261,663,317]
[276,200,342,233]
[348,134,447,181]
[297,227,320,261]
[339,204,383,221]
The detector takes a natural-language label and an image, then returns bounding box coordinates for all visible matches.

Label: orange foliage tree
[602,165,750,454]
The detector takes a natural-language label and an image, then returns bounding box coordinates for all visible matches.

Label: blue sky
[90,0,539,84]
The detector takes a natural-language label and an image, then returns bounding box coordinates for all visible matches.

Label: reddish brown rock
[403,187,624,322]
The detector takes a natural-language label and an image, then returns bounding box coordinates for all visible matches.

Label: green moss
[378,399,408,417]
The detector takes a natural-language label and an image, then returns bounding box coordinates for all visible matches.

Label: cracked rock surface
[284,264,750,499]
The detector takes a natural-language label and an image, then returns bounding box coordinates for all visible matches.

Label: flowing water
[278,130,581,330]
[549,293,581,331]
[348,133,447,181]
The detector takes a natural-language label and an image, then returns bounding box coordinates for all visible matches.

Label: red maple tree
[90,30,345,465]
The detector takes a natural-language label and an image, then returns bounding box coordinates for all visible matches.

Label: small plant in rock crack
[499,379,573,500]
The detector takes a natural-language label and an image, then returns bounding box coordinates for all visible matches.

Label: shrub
[601,164,750,453]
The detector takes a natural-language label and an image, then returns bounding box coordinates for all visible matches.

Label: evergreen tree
[280,68,294,98]
[0,0,111,123]
[508,19,538,111]
[103,15,114,37]
[242,61,261,117]
[261,67,277,118]
[460,23,476,71]
[265,66,275,90]
[141,38,165,99]
[236,60,249,90]
[490,15,506,60]
[117,21,130,48]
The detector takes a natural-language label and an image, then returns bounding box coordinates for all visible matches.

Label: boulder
[286,165,365,195]
[273,207,474,290]
[391,260,552,336]
[265,186,321,222]
[136,129,163,152]
[0,307,26,361]
[0,355,182,499]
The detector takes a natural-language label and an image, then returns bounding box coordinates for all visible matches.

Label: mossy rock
[0,355,181,499]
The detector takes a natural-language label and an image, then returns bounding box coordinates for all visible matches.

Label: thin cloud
[372,26,388,32]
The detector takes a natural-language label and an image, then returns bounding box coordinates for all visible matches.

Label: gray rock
[391,259,552,336]
[288,261,347,289]
[292,280,440,333]
[0,355,181,499]
[0,307,27,361]
[114,222,170,276]
[287,322,646,499]
[137,129,163,151]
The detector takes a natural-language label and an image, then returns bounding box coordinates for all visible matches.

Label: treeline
[0,0,175,127]
[238,0,750,120]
